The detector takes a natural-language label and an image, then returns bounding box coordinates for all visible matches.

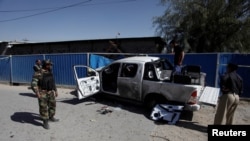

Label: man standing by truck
[214,63,243,125]
[170,37,185,75]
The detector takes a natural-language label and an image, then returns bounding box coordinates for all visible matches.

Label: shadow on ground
[19,93,37,98]
[153,111,207,133]
[59,92,151,119]
[176,120,207,133]
[10,112,43,127]
[58,90,207,131]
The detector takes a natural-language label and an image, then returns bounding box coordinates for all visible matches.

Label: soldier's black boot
[49,117,59,122]
[43,119,49,129]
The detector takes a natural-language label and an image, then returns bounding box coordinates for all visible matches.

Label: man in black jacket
[214,63,243,125]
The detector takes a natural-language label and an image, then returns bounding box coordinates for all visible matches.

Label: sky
[0,0,166,43]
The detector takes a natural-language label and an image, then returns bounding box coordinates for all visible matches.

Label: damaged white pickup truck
[73,56,219,118]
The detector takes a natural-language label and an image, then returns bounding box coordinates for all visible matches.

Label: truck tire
[144,94,167,111]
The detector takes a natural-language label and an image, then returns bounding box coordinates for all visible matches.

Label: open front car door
[73,65,100,100]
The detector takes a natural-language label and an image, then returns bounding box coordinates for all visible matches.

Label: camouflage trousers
[38,90,56,120]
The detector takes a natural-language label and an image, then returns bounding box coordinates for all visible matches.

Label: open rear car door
[73,65,100,100]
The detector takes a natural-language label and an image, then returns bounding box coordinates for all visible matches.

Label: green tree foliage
[154,0,250,53]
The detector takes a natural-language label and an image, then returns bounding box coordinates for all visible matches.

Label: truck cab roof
[113,56,160,64]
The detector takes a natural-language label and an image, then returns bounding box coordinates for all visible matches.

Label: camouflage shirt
[31,69,57,93]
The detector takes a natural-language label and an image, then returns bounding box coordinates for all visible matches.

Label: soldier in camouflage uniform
[33,59,59,129]
[33,59,42,72]
[31,59,42,93]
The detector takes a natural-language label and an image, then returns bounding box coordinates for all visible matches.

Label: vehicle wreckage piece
[150,104,184,124]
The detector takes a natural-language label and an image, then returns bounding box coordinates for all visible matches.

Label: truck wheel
[145,99,157,111]
[144,95,167,111]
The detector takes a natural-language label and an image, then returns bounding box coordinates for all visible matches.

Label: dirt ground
[0,83,249,141]
[150,100,250,141]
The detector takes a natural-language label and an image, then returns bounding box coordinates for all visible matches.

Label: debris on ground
[150,104,184,124]
[97,106,113,115]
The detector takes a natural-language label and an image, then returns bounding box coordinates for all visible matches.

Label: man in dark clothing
[33,59,42,72]
[214,63,243,125]
[34,59,59,129]
[170,39,185,75]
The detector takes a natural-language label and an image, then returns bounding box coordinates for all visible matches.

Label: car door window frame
[120,63,138,78]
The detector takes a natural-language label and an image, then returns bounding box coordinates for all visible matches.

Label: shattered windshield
[153,59,174,81]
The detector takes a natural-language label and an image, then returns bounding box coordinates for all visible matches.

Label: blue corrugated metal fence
[0,53,249,98]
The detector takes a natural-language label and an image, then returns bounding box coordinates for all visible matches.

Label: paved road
[0,83,158,141]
